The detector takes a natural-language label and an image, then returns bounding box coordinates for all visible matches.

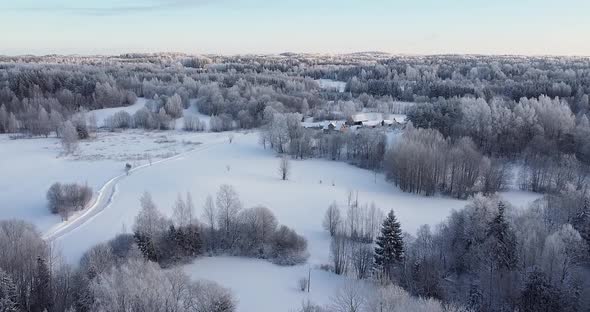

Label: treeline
[320,191,590,312]
[0,220,236,312]
[408,95,590,194]
[385,124,510,198]
[4,54,589,141]
[0,56,324,136]
[399,193,590,312]
[261,110,386,170]
[199,185,308,265]
[133,185,308,267]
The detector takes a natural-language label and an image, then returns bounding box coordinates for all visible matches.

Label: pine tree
[0,269,18,312]
[31,257,52,312]
[486,201,517,270]
[374,210,404,280]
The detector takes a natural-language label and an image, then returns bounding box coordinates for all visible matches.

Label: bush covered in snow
[46,182,93,220]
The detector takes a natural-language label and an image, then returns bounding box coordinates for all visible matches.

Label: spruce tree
[519,267,561,312]
[31,257,52,312]
[572,197,590,256]
[374,209,404,279]
[486,201,517,270]
[0,269,18,312]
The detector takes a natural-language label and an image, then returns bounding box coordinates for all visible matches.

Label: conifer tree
[0,269,18,312]
[31,257,52,312]
[518,267,561,312]
[572,197,590,255]
[374,210,404,279]
[486,201,517,270]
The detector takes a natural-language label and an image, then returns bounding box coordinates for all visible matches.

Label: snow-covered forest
[1,53,589,312]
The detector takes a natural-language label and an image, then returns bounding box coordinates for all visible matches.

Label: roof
[362,120,381,127]
[351,112,382,122]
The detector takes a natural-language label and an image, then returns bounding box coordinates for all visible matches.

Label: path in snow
[42,138,226,241]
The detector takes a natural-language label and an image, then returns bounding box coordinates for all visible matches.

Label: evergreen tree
[519,267,561,312]
[0,269,18,312]
[572,197,590,256]
[486,201,518,270]
[179,224,202,257]
[133,233,158,262]
[31,257,52,312]
[467,283,483,311]
[374,210,404,280]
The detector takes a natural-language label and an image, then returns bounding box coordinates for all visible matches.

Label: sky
[0,0,589,56]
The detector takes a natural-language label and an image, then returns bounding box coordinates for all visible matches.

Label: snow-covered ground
[91,98,147,128]
[184,257,357,312]
[316,79,347,93]
[0,129,541,312]
[0,130,214,232]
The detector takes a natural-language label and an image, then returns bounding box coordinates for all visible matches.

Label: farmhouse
[349,113,407,128]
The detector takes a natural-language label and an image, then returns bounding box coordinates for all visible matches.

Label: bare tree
[298,277,309,292]
[216,185,242,249]
[330,282,365,312]
[237,206,278,255]
[60,121,78,155]
[279,155,290,180]
[331,234,349,275]
[46,182,93,219]
[173,192,195,228]
[133,192,167,238]
[323,202,342,237]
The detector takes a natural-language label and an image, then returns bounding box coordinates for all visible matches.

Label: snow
[385,113,407,124]
[184,257,359,312]
[174,102,212,131]
[316,79,346,93]
[0,130,213,232]
[0,135,120,232]
[42,131,536,264]
[0,129,543,312]
[91,98,147,128]
[302,120,347,131]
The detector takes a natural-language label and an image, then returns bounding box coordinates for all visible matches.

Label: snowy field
[92,98,148,127]
[0,130,214,232]
[0,129,541,312]
[316,79,347,93]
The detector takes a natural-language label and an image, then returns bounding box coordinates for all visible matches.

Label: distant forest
[1,53,590,312]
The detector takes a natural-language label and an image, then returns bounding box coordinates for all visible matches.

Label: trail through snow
[42,138,226,241]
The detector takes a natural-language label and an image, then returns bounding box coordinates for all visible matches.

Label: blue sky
[1,0,588,56]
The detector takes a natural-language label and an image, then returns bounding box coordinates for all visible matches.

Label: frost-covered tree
[172,192,195,228]
[90,260,235,312]
[572,197,590,256]
[216,185,242,249]
[374,210,404,280]
[329,282,365,312]
[542,224,585,285]
[202,195,217,251]
[31,257,52,312]
[518,267,561,312]
[237,206,277,256]
[60,121,78,155]
[0,269,18,312]
[279,155,290,180]
[323,202,342,237]
[486,201,518,271]
[133,192,168,262]
[164,94,183,119]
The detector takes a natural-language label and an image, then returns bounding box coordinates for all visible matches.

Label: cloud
[2,0,217,16]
